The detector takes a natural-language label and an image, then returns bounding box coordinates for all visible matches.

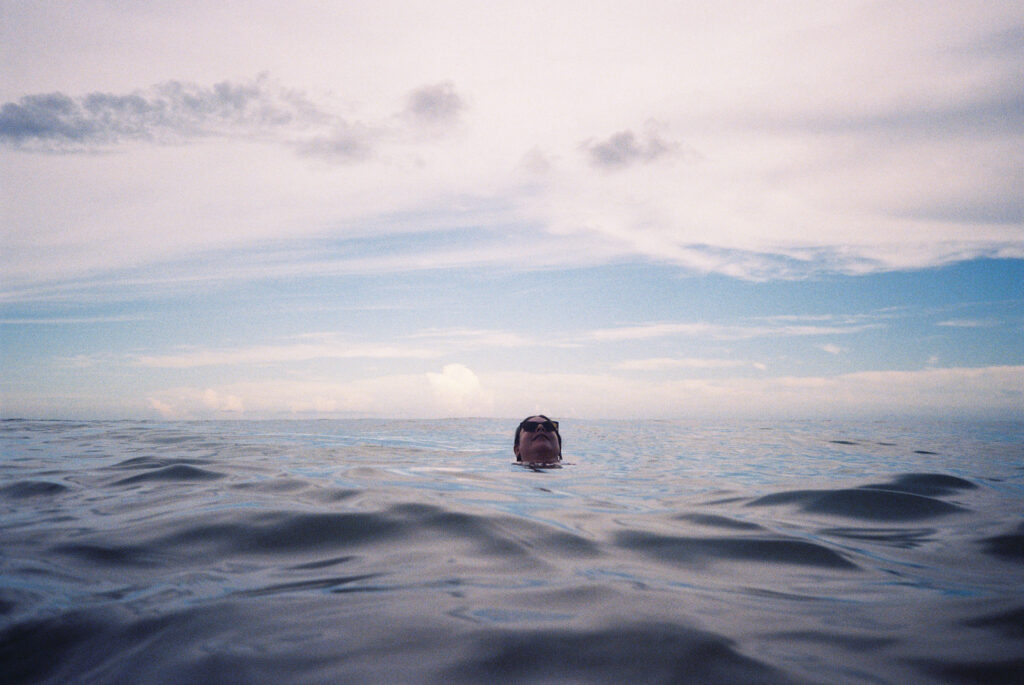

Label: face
[515,415,561,463]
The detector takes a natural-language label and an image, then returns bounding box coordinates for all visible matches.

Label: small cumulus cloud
[202,388,244,413]
[819,344,844,355]
[404,81,464,126]
[583,127,685,169]
[147,397,177,419]
[426,363,493,416]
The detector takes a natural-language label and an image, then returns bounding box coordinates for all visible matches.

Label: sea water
[1,418,1022,684]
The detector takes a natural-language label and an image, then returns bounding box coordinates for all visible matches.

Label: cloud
[0,315,144,325]
[583,128,681,169]
[129,327,547,370]
[426,363,493,415]
[589,323,714,341]
[404,81,464,126]
[483,365,1024,420]
[2,4,1022,293]
[139,366,491,419]
[409,328,535,348]
[588,319,878,342]
[202,388,244,413]
[295,124,375,161]
[0,76,467,158]
[8,356,1012,421]
[0,75,327,150]
[936,318,997,328]
[128,364,1023,421]
[819,344,844,355]
[615,357,760,371]
[133,341,439,368]
[147,397,177,419]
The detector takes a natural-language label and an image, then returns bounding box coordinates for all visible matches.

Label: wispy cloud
[131,326,544,369]
[133,341,439,369]
[409,328,536,348]
[615,357,764,371]
[0,315,144,324]
[936,318,998,328]
[588,319,880,342]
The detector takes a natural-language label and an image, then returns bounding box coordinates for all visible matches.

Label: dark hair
[513,414,562,461]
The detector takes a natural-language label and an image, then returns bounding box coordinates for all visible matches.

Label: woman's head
[514,415,562,463]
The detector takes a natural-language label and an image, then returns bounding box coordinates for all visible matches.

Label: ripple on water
[747,487,967,521]
[443,621,800,685]
[615,530,859,569]
[979,522,1024,560]
[111,464,226,485]
[0,480,70,498]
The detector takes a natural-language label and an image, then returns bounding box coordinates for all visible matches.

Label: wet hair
[513,414,562,461]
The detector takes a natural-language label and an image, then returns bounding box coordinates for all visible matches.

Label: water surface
[2,418,1022,683]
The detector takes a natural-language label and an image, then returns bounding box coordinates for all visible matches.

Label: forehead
[523,415,549,423]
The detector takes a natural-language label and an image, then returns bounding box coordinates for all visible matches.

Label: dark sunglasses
[520,419,559,433]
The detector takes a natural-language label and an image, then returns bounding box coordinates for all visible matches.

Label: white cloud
[615,357,757,371]
[202,388,244,413]
[147,396,177,419]
[937,318,997,328]
[589,323,716,341]
[129,328,549,370]
[589,320,878,342]
[410,328,536,348]
[819,344,844,355]
[133,341,439,368]
[426,363,493,416]
[0,315,144,324]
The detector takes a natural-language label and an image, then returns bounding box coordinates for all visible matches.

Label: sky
[1,0,1022,420]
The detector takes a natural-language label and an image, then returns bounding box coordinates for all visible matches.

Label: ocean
[1,417,1022,684]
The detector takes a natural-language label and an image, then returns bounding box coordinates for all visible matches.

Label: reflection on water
[2,418,1023,684]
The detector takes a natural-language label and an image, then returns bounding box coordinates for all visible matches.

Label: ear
[513,444,521,458]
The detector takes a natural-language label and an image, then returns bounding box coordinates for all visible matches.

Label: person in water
[514,415,562,464]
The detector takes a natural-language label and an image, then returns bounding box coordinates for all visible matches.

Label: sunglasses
[520,419,559,433]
